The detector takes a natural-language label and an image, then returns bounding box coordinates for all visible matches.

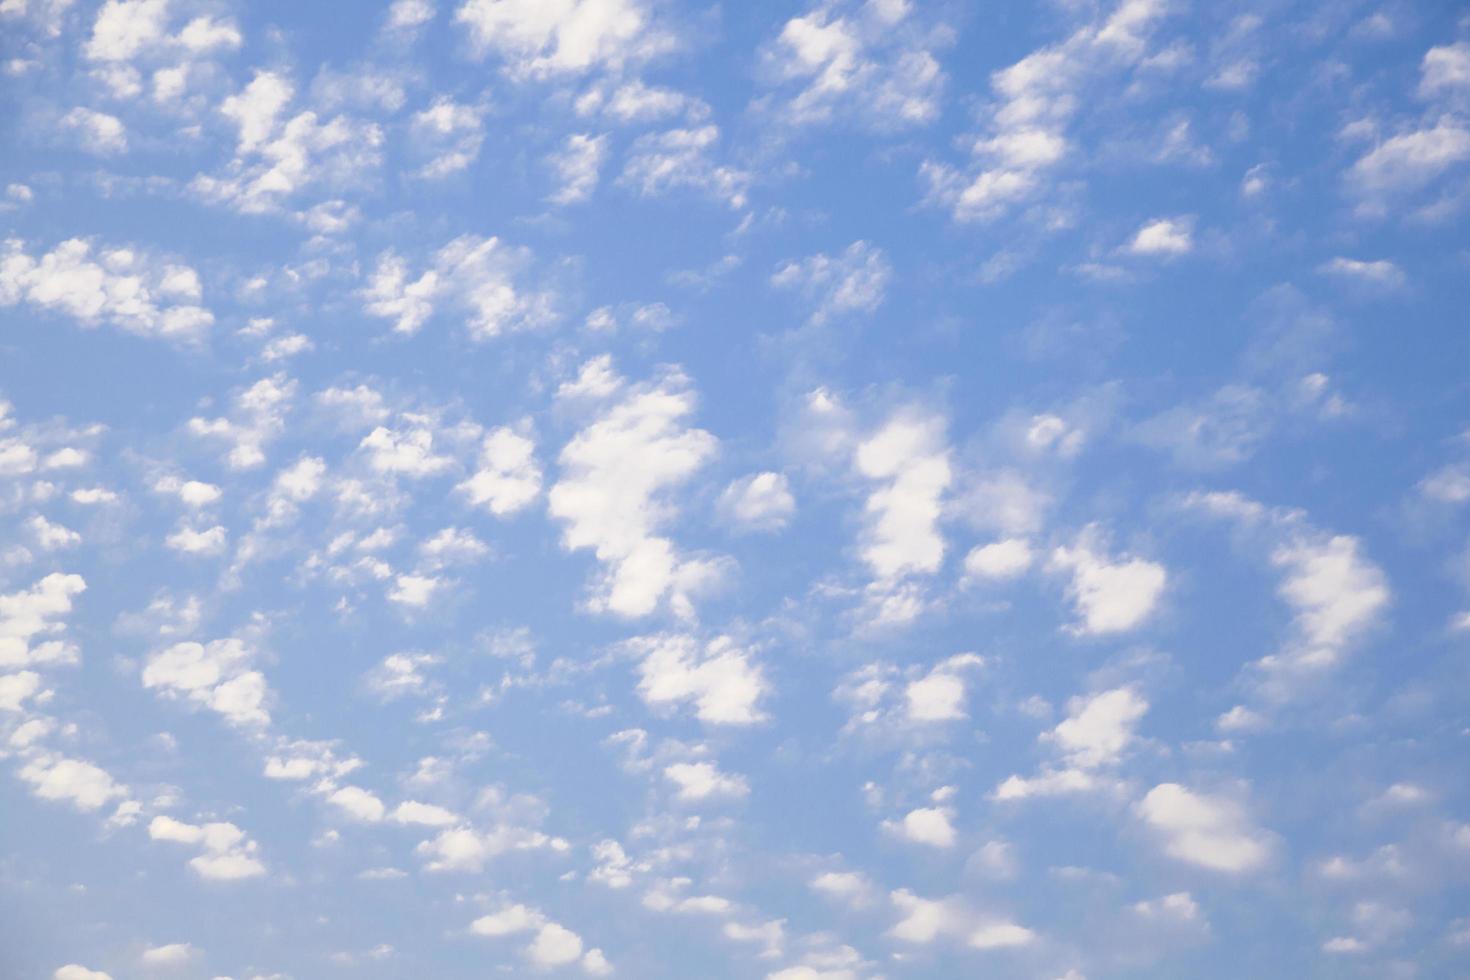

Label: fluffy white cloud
[328,785,387,822]
[165,524,227,555]
[1420,42,1470,96]
[415,820,565,872]
[548,362,721,618]
[192,71,383,216]
[1136,783,1270,873]
[61,108,127,154]
[54,967,112,980]
[1318,257,1405,288]
[634,634,767,725]
[140,943,194,966]
[0,573,85,669]
[963,538,1034,580]
[148,815,267,880]
[1254,534,1389,683]
[362,235,556,339]
[0,239,213,340]
[548,133,608,205]
[889,889,1035,949]
[719,472,795,532]
[187,375,295,470]
[470,902,606,972]
[664,760,749,801]
[1127,217,1194,256]
[1046,687,1148,769]
[921,0,1170,222]
[903,655,985,722]
[1349,122,1470,195]
[994,686,1145,800]
[1050,529,1167,635]
[142,639,270,727]
[410,98,486,178]
[459,427,542,515]
[456,0,670,77]
[886,806,956,848]
[27,515,80,550]
[855,410,951,580]
[18,754,127,811]
[620,126,750,209]
[760,0,948,130]
[772,241,891,324]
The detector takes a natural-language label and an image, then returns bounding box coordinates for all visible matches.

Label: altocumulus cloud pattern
[1,1,1469,978]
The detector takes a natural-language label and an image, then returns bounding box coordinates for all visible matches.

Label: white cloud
[148,815,267,880]
[140,943,194,966]
[193,71,383,216]
[855,410,951,580]
[415,820,564,873]
[419,527,489,568]
[889,889,1035,950]
[1318,257,1405,288]
[456,0,671,77]
[719,472,795,532]
[969,921,1037,949]
[54,967,112,980]
[1127,217,1193,256]
[1421,465,1470,504]
[28,515,80,550]
[904,656,984,722]
[1046,687,1148,769]
[634,634,767,725]
[187,375,295,470]
[459,426,542,514]
[1136,783,1270,873]
[772,241,891,324]
[759,0,948,130]
[993,685,1145,800]
[1421,42,1470,98]
[1348,121,1470,199]
[963,538,1034,581]
[359,425,455,478]
[18,754,127,811]
[0,572,87,669]
[411,98,486,178]
[810,870,873,906]
[165,524,227,555]
[84,0,168,61]
[470,903,602,971]
[921,0,1171,222]
[620,126,750,209]
[548,133,608,205]
[0,239,213,341]
[366,652,442,700]
[142,639,270,727]
[388,573,442,608]
[389,800,458,826]
[1264,534,1389,675]
[0,670,42,711]
[576,78,707,124]
[548,362,720,618]
[885,806,957,848]
[61,108,127,154]
[387,0,435,31]
[664,760,749,801]
[1050,528,1166,635]
[362,235,556,339]
[992,767,1099,801]
[328,785,387,822]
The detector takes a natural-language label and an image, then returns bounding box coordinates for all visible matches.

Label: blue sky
[2,1,1469,978]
